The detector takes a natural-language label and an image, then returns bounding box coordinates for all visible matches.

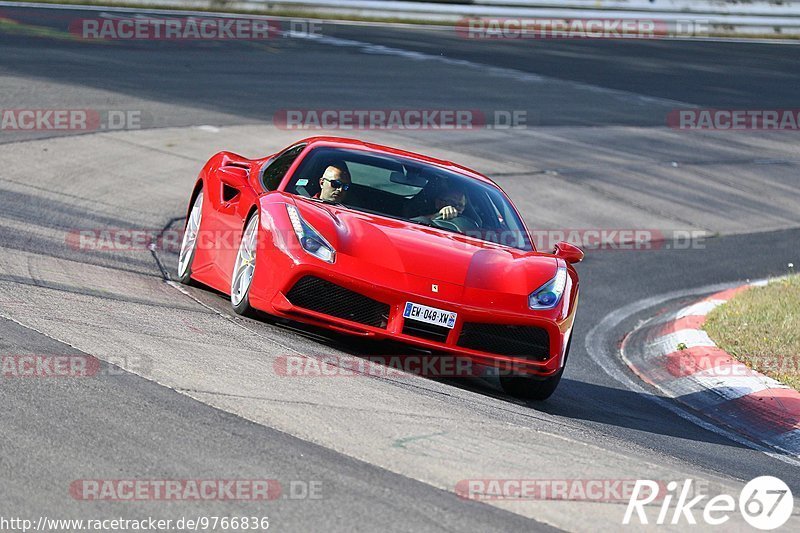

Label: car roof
[294,136,500,188]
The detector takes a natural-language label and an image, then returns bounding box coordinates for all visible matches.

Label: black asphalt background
[0,3,799,530]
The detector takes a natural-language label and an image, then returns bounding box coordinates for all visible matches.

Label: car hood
[296,200,559,295]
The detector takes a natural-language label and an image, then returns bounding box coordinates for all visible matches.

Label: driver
[418,181,468,221]
[317,163,351,202]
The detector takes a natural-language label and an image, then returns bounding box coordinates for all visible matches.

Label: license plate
[403,302,457,329]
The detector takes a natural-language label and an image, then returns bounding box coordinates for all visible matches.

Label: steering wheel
[431,215,480,234]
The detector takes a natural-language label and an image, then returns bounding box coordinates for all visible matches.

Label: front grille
[402,319,451,343]
[457,323,550,360]
[285,276,389,328]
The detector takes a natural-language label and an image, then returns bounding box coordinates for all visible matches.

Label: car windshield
[286,146,533,251]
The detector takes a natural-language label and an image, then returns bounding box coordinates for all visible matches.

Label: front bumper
[250,248,575,377]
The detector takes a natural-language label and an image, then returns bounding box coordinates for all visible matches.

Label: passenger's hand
[438,206,458,220]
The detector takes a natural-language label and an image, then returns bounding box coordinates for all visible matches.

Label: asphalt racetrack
[1,3,799,531]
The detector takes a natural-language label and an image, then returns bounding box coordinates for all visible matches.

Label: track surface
[1,4,799,531]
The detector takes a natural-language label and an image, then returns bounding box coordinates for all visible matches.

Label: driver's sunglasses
[323,178,350,191]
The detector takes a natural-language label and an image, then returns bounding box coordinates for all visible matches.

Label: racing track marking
[288,32,694,108]
[622,283,800,457]
[585,282,800,467]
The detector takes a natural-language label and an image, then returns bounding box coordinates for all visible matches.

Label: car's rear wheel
[177,191,203,285]
[231,213,259,316]
[499,336,571,401]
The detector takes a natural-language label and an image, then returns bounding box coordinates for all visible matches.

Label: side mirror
[553,241,584,264]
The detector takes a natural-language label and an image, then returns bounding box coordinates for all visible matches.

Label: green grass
[704,274,800,390]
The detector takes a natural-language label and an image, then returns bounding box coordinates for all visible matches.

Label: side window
[262,144,306,191]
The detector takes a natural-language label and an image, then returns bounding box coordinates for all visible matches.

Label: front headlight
[286,204,336,263]
[529,267,567,310]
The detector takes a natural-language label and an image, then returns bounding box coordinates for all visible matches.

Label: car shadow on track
[385,367,762,452]
[265,321,760,451]
[526,378,761,450]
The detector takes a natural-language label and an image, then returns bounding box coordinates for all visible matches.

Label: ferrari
[177,137,582,399]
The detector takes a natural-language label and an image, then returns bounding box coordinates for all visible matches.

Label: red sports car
[177,137,582,399]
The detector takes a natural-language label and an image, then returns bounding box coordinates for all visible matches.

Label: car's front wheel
[499,336,571,401]
[177,190,203,285]
[230,213,259,316]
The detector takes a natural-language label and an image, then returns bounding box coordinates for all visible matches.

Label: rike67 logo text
[624,477,793,530]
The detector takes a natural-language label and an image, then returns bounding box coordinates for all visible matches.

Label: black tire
[500,336,571,400]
